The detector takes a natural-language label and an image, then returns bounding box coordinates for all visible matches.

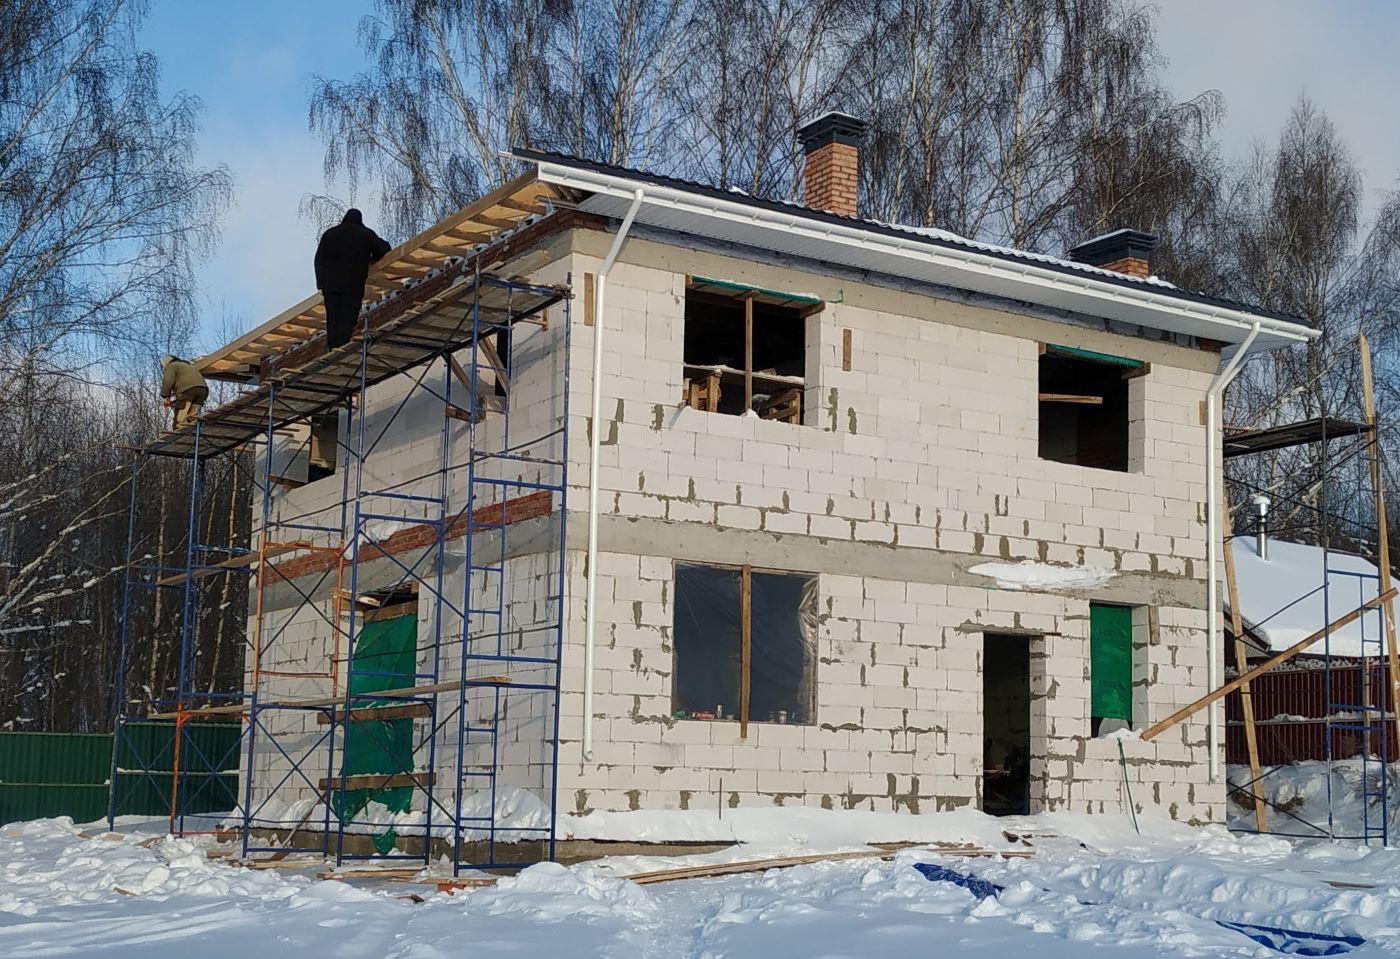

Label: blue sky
[142,0,375,350]
[141,1,1400,353]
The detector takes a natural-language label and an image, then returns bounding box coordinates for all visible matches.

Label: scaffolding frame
[1219,355,1396,844]
[110,252,573,873]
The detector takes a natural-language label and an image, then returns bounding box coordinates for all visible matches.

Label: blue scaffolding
[1224,415,1394,844]
[110,260,573,874]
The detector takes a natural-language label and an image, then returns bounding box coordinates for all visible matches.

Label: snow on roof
[890,222,1178,290]
[1229,538,1383,657]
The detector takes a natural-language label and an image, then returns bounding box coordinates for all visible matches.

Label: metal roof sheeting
[516,148,1316,353]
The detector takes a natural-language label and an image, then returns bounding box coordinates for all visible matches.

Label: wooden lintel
[1038,393,1104,405]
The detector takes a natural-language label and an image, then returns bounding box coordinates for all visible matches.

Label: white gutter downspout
[1204,321,1261,781]
[582,189,644,761]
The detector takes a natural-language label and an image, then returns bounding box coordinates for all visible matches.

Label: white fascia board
[535,160,1317,351]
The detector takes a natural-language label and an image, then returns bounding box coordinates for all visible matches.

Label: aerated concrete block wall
[554,229,1225,825]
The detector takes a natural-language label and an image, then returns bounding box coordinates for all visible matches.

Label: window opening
[983,633,1031,816]
[1090,602,1134,736]
[672,562,817,732]
[682,277,820,425]
[335,587,418,852]
[1038,344,1142,471]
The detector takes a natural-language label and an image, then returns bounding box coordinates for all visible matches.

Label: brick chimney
[797,112,867,218]
[1067,229,1158,278]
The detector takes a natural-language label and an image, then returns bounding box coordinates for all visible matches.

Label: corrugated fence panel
[1226,665,1398,766]
[0,725,242,826]
[0,732,112,785]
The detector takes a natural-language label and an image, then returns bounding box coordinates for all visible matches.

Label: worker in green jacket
[160,355,208,430]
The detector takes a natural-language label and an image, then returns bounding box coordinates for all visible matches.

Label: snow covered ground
[5,808,1400,957]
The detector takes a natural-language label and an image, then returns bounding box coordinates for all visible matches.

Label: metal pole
[108,455,142,829]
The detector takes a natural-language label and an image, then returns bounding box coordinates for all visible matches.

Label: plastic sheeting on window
[672,563,817,726]
[334,612,417,852]
[673,564,742,719]
[749,570,818,725]
[1090,602,1133,723]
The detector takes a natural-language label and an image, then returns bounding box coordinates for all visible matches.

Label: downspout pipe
[583,189,644,761]
[1204,322,1261,782]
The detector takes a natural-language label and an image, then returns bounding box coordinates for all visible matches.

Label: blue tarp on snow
[913,862,1363,956]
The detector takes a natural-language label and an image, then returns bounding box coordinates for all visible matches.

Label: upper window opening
[1038,345,1141,472]
[682,277,820,425]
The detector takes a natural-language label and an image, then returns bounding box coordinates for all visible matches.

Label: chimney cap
[1067,228,1158,268]
[798,112,868,151]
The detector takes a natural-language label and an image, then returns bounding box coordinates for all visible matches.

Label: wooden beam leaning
[1221,498,1266,832]
[1140,588,1398,742]
[1360,333,1400,751]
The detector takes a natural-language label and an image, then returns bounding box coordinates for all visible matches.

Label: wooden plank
[150,679,466,719]
[583,272,595,326]
[1140,589,1398,741]
[1222,497,1266,832]
[319,868,424,881]
[480,333,510,394]
[1038,393,1104,405]
[623,845,1032,885]
[412,876,499,891]
[1360,333,1400,752]
[197,293,324,380]
[341,599,417,621]
[316,702,432,724]
[842,328,852,371]
[740,564,751,739]
[445,404,479,424]
[744,296,754,413]
[318,772,433,792]
[156,540,314,587]
[195,174,544,381]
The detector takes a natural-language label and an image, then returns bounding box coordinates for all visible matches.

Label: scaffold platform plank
[1223,416,1369,457]
[315,703,432,724]
[318,772,434,792]
[148,676,514,719]
[143,272,564,460]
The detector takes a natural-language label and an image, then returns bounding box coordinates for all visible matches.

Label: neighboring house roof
[514,148,1317,354]
[1228,538,1383,658]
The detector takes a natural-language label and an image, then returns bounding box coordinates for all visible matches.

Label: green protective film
[1090,603,1133,722]
[334,612,417,849]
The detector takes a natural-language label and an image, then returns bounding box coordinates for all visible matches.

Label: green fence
[0,725,241,826]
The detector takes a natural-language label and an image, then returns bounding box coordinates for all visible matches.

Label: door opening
[983,633,1031,816]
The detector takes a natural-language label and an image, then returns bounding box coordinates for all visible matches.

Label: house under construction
[113,113,1363,871]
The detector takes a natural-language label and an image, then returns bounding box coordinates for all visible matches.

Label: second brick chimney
[1066,229,1158,278]
[797,112,867,218]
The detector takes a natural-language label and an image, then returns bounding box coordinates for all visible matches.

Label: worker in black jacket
[313,208,392,351]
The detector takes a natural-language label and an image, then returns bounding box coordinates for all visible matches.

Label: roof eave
[522,153,1317,352]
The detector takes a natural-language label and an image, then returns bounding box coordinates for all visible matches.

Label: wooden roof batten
[142,187,573,461]
[196,173,566,383]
